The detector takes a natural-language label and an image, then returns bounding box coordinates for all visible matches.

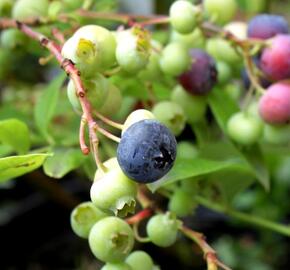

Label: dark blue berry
[178,49,217,95]
[117,119,177,183]
[248,14,289,39]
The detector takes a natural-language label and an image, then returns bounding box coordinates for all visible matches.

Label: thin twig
[94,110,124,130]
[80,115,90,155]
[180,226,232,270]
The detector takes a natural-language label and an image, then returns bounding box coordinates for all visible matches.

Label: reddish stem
[126,208,153,225]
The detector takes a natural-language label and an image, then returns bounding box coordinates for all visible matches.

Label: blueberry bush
[1,0,290,269]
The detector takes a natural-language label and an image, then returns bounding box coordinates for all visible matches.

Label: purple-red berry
[179,49,217,95]
[259,81,290,124]
[260,34,290,81]
[248,14,289,40]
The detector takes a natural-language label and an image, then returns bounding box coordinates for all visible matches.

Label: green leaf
[43,148,87,178]
[147,157,248,192]
[0,153,50,183]
[208,88,270,190]
[207,87,239,131]
[0,119,30,154]
[34,73,66,142]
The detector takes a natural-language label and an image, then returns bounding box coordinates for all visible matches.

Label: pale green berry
[138,40,163,81]
[263,124,290,145]
[152,101,186,136]
[90,162,137,217]
[67,74,109,113]
[94,157,120,181]
[227,112,263,145]
[122,109,155,135]
[171,85,207,124]
[12,0,49,20]
[170,28,205,49]
[98,83,122,116]
[169,189,194,217]
[116,28,151,73]
[70,202,108,239]
[177,141,199,159]
[146,212,180,247]
[160,43,190,76]
[126,251,154,270]
[217,61,232,84]
[204,0,237,25]
[169,0,199,34]
[101,262,132,270]
[0,29,28,50]
[89,217,134,263]
[61,25,116,76]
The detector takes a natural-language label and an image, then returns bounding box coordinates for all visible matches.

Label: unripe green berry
[152,101,186,136]
[94,157,119,181]
[70,202,108,239]
[169,0,198,34]
[171,85,207,124]
[263,124,290,145]
[12,0,49,20]
[168,189,194,217]
[206,38,240,64]
[90,161,138,217]
[126,251,154,270]
[138,40,163,81]
[217,61,232,84]
[89,217,134,263]
[61,25,116,76]
[223,83,242,101]
[116,28,151,73]
[67,74,109,114]
[160,43,190,76]
[170,28,205,49]
[0,29,28,50]
[227,112,263,145]
[97,83,122,117]
[122,109,155,135]
[101,262,132,270]
[204,0,237,25]
[177,141,199,159]
[146,212,180,247]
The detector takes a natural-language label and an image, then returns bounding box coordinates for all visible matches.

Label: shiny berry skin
[179,49,217,95]
[89,217,134,263]
[117,119,177,183]
[12,0,48,20]
[259,81,290,124]
[260,34,290,81]
[248,14,289,40]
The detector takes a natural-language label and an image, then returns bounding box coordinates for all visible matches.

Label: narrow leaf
[43,148,86,178]
[147,157,248,192]
[0,154,50,183]
[34,73,66,142]
[0,119,30,154]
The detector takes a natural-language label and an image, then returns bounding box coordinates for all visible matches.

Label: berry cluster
[3,0,290,268]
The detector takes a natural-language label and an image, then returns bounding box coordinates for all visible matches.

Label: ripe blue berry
[248,14,289,40]
[117,119,177,183]
[179,49,217,95]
